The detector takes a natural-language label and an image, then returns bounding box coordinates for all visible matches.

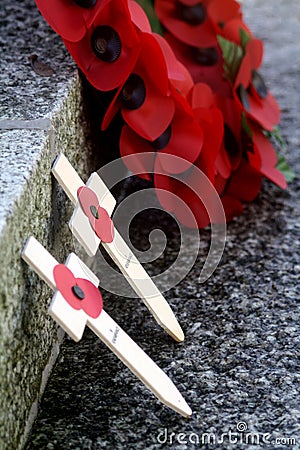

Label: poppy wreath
[35,0,293,228]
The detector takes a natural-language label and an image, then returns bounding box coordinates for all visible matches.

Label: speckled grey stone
[0,1,98,449]
[19,0,300,449]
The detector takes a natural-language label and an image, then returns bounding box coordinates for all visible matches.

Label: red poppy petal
[155,0,217,48]
[221,18,253,44]
[119,126,154,180]
[207,0,241,24]
[123,95,175,141]
[226,160,262,201]
[234,53,252,89]
[214,172,229,194]
[53,264,82,310]
[246,38,264,69]
[76,278,103,318]
[77,186,99,222]
[247,91,281,131]
[77,186,115,242]
[193,106,224,181]
[166,34,231,97]
[129,0,152,31]
[93,206,115,242]
[157,101,203,174]
[221,194,243,221]
[101,91,121,130]
[188,82,215,109]
[35,0,87,42]
[252,126,287,188]
[215,145,231,179]
[153,165,176,212]
[153,33,189,82]
[154,159,206,228]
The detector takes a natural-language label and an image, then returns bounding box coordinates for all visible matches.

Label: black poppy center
[74,0,97,8]
[72,284,85,300]
[193,47,219,66]
[224,123,240,160]
[151,125,172,150]
[178,1,206,25]
[237,84,250,111]
[90,205,100,219]
[252,70,268,99]
[91,26,121,62]
[120,74,146,110]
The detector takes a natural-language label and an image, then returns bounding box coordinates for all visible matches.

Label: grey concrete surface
[2,0,299,449]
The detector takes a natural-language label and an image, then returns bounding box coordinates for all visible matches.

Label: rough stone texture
[0,1,98,449]
[8,0,300,449]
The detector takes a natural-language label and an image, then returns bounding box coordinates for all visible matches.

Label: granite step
[0,1,99,448]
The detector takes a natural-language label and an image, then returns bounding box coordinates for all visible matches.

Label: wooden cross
[51,153,184,342]
[21,236,191,417]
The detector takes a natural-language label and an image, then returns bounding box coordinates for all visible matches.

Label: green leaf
[266,127,295,183]
[217,35,243,84]
[135,0,163,35]
[266,126,288,151]
[239,28,251,52]
[276,153,295,183]
[241,112,253,137]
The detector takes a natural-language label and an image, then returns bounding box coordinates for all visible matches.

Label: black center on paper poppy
[193,47,219,66]
[91,26,121,62]
[238,84,250,111]
[252,70,268,99]
[90,205,100,219]
[177,2,206,25]
[151,125,172,150]
[120,74,146,110]
[74,0,97,8]
[224,124,240,160]
[72,284,85,300]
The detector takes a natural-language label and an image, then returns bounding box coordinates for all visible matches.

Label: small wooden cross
[51,153,184,342]
[21,236,191,417]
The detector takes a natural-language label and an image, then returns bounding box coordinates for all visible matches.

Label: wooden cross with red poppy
[21,236,191,417]
[51,153,184,342]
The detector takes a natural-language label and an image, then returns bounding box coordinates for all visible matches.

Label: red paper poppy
[154,159,211,228]
[77,186,115,242]
[188,82,224,180]
[215,94,244,172]
[153,33,194,97]
[35,0,108,42]
[155,0,217,48]
[234,39,280,131]
[219,17,253,45]
[165,33,231,98]
[207,0,241,34]
[153,84,223,228]
[120,88,204,176]
[64,0,141,91]
[53,264,103,318]
[217,159,262,221]
[250,123,287,189]
[101,32,175,140]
